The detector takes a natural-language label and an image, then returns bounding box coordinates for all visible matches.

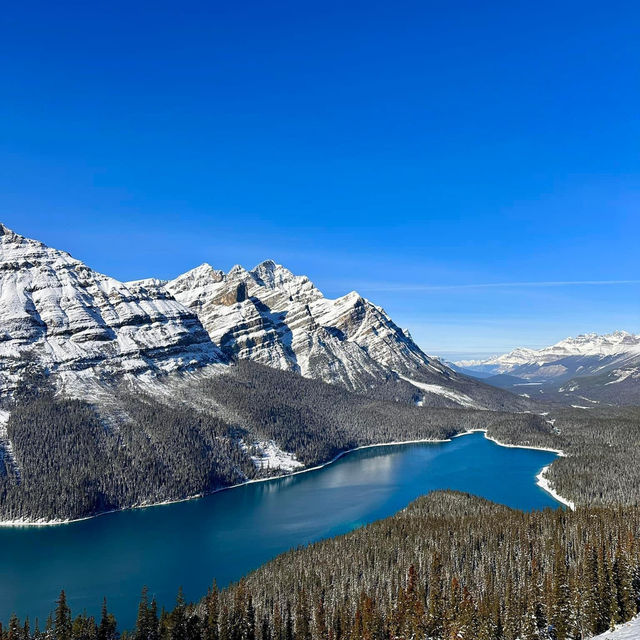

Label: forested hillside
[189,363,640,507]
[0,360,550,521]
[0,385,256,522]
[216,491,640,640]
[2,360,640,521]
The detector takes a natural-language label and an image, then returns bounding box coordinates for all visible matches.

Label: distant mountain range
[455,331,640,405]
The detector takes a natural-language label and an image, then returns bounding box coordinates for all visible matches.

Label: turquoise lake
[0,432,561,627]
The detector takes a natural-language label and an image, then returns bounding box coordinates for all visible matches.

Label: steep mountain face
[150,260,454,391]
[457,332,640,406]
[0,222,523,416]
[0,223,223,396]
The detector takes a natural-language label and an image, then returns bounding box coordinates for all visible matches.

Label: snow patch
[591,614,640,639]
[398,375,485,410]
[241,440,303,472]
[605,368,638,385]
[536,465,575,510]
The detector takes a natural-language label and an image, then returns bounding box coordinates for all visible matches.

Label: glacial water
[0,432,561,627]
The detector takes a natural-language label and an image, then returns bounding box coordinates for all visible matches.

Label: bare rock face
[212,282,247,306]
[164,259,452,391]
[0,224,223,393]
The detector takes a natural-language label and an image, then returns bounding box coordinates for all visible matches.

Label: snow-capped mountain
[137,259,454,391]
[0,223,223,395]
[0,222,532,522]
[456,332,640,406]
[1,222,524,412]
[456,332,640,381]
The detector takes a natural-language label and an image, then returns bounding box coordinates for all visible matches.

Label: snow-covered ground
[241,440,303,472]
[398,375,485,410]
[591,614,640,639]
[605,368,638,385]
[535,465,575,510]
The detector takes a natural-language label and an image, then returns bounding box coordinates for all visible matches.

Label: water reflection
[0,433,560,628]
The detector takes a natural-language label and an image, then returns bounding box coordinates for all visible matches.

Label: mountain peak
[162,258,446,391]
[0,223,225,393]
[174,263,224,284]
[251,260,298,287]
[253,258,279,271]
[228,264,248,276]
[555,330,639,350]
[0,223,24,243]
[456,329,640,384]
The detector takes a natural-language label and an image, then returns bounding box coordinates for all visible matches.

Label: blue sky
[2,1,638,359]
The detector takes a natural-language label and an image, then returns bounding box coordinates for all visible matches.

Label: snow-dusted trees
[209,491,640,640]
[2,358,640,522]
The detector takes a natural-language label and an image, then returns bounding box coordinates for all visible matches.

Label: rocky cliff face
[1,222,521,411]
[159,259,452,391]
[0,224,223,395]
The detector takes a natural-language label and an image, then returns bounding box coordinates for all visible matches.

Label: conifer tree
[54,591,72,640]
[293,591,310,640]
[135,588,151,640]
[204,587,219,640]
[170,589,187,640]
[426,553,444,639]
[8,613,21,640]
[97,599,117,640]
[613,549,635,622]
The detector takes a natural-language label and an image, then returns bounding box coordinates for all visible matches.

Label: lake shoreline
[454,429,575,510]
[0,429,572,527]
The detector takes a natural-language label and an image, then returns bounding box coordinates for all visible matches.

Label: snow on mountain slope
[158,259,455,391]
[0,223,223,394]
[397,375,484,409]
[0,222,523,411]
[456,331,640,406]
[591,614,640,639]
[457,331,640,382]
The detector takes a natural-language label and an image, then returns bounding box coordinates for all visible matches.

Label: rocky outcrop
[0,224,223,394]
[161,259,453,391]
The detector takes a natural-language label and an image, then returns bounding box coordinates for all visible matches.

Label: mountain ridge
[1,222,525,413]
[134,258,454,392]
[0,223,224,397]
[456,331,640,406]
[457,330,640,373]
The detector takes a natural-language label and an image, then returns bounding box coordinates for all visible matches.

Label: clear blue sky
[2,1,638,359]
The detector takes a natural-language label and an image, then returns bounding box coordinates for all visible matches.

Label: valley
[455,332,640,406]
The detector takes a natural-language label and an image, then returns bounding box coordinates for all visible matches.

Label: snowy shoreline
[451,429,575,510]
[0,430,572,527]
